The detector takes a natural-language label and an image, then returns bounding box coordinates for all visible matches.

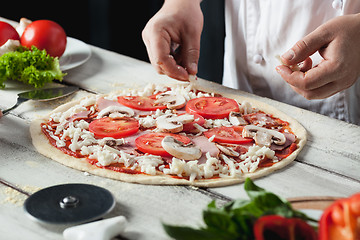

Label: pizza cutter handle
[63,216,127,240]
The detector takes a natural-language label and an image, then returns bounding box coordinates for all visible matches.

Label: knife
[1,86,79,116]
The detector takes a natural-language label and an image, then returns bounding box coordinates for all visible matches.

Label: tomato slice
[135,133,191,157]
[89,117,139,139]
[181,113,205,133]
[254,215,318,240]
[186,97,240,119]
[203,126,253,144]
[117,96,167,111]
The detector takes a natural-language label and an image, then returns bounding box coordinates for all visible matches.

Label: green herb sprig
[163,178,316,240]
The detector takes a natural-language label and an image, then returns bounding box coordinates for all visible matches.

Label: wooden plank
[210,161,360,200]
[0,184,64,240]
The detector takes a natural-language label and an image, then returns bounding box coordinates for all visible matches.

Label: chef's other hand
[276,14,360,100]
[142,0,203,81]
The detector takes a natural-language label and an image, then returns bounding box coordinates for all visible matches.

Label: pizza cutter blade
[23,183,115,225]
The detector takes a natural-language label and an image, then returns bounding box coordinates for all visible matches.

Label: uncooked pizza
[30,81,306,187]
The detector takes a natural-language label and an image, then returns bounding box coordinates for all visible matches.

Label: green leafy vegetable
[163,178,317,240]
[0,46,66,88]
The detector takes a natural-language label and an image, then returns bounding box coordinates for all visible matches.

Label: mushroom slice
[216,144,240,157]
[229,112,248,126]
[156,114,194,133]
[161,136,202,160]
[155,92,186,109]
[98,137,126,147]
[242,125,286,147]
[97,106,134,119]
[16,18,32,36]
[0,39,20,56]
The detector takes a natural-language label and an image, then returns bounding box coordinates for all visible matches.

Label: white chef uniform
[222,0,360,125]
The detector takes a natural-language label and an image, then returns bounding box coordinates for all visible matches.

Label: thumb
[281,26,332,66]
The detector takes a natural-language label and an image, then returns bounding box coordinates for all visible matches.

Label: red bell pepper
[319,193,360,240]
[253,215,318,240]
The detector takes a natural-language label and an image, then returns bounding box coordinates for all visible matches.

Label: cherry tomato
[135,133,191,157]
[118,96,167,111]
[203,126,253,144]
[0,21,20,46]
[254,215,317,240]
[181,113,205,133]
[186,97,240,119]
[21,20,67,57]
[89,117,139,139]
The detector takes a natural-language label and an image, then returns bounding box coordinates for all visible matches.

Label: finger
[142,31,166,75]
[143,29,189,81]
[299,57,312,72]
[281,25,332,66]
[276,59,339,92]
[288,81,342,100]
[181,37,201,75]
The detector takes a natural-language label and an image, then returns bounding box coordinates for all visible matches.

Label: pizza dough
[30,82,307,187]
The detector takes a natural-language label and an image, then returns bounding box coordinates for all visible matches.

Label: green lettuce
[0,46,66,88]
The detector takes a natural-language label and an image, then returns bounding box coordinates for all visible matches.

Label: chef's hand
[142,0,203,81]
[276,14,360,99]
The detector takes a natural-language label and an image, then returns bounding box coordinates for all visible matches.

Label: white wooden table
[0,17,360,240]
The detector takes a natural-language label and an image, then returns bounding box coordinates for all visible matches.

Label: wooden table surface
[0,17,359,240]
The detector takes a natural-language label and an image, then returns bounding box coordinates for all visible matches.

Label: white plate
[59,37,91,71]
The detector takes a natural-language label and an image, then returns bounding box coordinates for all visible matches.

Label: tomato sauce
[86,158,143,174]
[41,123,84,158]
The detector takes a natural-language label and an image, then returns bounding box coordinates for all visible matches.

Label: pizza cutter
[23,183,116,225]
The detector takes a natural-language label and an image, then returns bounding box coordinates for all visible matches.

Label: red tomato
[203,126,253,144]
[186,97,240,119]
[89,117,139,139]
[254,215,317,240]
[0,21,20,46]
[21,20,67,57]
[117,96,167,111]
[135,133,191,157]
[319,193,360,240]
[181,113,205,133]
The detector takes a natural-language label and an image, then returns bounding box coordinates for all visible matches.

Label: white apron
[222,0,360,125]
